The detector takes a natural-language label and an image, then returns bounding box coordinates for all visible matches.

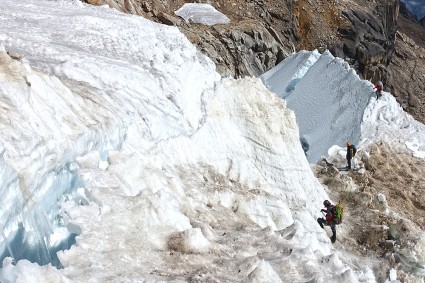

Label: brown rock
[157,12,181,26]
[83,0,103,5]
[6,51,22,61]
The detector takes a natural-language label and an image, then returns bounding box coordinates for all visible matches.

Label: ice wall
[0,1,376,281]
[262,50,373,163]
[0,47,97,266]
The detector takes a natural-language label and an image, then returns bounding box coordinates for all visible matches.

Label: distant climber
[300,137,309,156]
[346,141,357,170]
[373,81,384,99]
[317,200,337,243]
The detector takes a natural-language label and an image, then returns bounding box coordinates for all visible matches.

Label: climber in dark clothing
[317,200,336,243]
[346,141,357,170]
[373,81,384,99]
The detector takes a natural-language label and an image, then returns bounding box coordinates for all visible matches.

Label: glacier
[0,0,424,282]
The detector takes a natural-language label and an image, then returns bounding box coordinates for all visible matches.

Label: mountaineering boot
[317,219,324,229]
[330,235,336,243]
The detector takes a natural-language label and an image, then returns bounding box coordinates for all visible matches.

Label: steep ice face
[0,47,88,266]
[262,50,425,163]
[262,51,373,163]
[0,0,230,272]
[261,50,321,99]
[0,1,219,266]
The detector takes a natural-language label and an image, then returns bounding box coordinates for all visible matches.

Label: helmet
[323,200,330,207]
[346,141,350,147]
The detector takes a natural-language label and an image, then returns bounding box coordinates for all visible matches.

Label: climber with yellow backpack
[317,200,344,243]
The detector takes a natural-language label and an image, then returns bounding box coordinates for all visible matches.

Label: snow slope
[0,0,377,282]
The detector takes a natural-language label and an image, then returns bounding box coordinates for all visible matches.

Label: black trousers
[317,218,336,238]
[347,158,352,169]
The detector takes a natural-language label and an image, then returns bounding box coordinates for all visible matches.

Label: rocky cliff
[83,0,425,123]
[387,3,425,124]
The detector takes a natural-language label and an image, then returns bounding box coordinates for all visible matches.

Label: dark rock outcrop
[157,12,181,26]
[333,1,398,84]
[387,21,425,124]
[181,21,289,77]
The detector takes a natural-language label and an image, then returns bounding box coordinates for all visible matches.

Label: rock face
[387,5,425,124]
[85,0,425,124]
[335,4,398,83]
[181,22,289,77]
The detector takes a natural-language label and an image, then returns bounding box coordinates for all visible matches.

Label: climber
[346,141,357,170]
[317,200,337,243]
[373,80,384,99]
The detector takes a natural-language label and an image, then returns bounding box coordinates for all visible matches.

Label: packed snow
[0,0,424,282]
[175,3,230,26]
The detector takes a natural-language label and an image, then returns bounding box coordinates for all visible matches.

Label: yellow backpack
[332,202,344,224]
